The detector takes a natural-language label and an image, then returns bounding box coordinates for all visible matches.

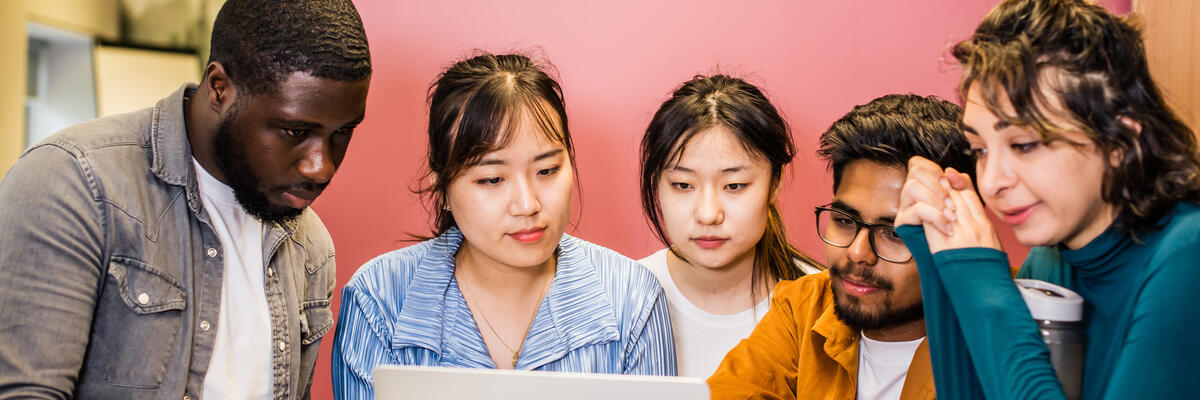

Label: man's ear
[201,62,237,114]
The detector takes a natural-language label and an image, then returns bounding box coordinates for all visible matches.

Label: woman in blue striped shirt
[331,53,677,399]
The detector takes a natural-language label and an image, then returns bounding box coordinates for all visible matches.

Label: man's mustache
[829,262,893,291]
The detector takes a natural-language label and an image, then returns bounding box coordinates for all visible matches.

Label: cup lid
[1015,279,1084,322]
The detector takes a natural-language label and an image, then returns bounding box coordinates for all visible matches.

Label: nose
[976,149,1015,200]
[509,176,542,216]
[696,186,724,225]
[846,228,878,266]
[297,141,336,184]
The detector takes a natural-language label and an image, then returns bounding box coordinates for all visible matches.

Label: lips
[691,236,729,250]
[509,227,546,243]
[998,203,1038,226]
[839,275,882,296]
[281,190,319,209]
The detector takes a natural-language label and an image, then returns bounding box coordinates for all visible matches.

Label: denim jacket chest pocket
[279,235,335,346]
[84,256,187,390]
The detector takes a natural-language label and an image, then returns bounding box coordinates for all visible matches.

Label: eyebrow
[668,165,746,174]
[476,148,564,167]
[277,115,365,130]
[829,199,895,225]
[960,119,1012,136]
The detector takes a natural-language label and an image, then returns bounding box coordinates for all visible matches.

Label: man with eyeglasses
[708,94,974,400]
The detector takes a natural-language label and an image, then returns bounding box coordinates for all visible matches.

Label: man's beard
[829,261,923,332]
[212,110,308,224]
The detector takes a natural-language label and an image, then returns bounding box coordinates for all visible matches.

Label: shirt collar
[150,83,197,188]
[812,278,860,375]
[391,227,621,368]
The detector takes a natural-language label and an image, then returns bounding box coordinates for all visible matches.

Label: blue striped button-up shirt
[331,228,677,399]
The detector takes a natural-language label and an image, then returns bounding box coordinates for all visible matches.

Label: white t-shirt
[638,249,784,378]
[856,333,924,400]
[194,159,273,399]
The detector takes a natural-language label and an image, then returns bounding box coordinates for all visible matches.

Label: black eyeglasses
[814,205,913,263]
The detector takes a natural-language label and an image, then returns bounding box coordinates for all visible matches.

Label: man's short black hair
[209,0,372,95]
[817,94,973,191]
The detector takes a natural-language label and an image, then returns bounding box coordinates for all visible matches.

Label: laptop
[373,365,710,400]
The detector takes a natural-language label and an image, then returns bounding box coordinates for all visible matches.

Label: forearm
[932,248,1065,400]
[895,225,984,400]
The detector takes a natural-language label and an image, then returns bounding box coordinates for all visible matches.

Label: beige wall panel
[1135,0,1200,133]
[94,45,199,117]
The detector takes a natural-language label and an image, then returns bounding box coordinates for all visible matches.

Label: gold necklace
[458,271,554,367]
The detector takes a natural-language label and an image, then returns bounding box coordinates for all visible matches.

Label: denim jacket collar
[392,227,621,368]
[149,83,297,234]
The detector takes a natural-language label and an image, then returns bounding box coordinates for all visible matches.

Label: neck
[862,317,926,342]
[1063,205,1119,250]
[665,248,769,314]
[454,240,556,297]
[184,85,224,183]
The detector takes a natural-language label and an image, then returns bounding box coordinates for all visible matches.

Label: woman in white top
[637,75,822,378]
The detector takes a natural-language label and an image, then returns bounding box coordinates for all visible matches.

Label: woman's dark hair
[953,0,1200,237]
[640,74,822,303]
[418,53,574,236]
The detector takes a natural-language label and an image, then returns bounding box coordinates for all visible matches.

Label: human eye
[537,166,561,176]
[282,128,308,138]
[964,147,987,158]
[475,177,503,185]
[877,226,902,242]
[832,214,857,228]
[1011,142,1041,153]
[725,183,747,192]
[671,182,693,191]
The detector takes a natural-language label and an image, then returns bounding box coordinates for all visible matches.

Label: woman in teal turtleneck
[893,0,1200,399]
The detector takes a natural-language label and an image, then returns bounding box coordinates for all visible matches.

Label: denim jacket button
[277,340,286,352]
[137,293,150,305]
[267,267,274,277]
[206,247,218,258]
[199,320,210,332]
[183,395,191,400]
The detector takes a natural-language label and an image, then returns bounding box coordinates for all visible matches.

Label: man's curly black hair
[208,0,372,95]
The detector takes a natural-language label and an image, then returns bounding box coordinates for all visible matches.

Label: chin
[1013,226,1059,248]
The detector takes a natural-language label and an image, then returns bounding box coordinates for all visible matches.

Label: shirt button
[278,340,286,352]
[137,293,150,305]
[206,247,218,258]
[199,320,211,332]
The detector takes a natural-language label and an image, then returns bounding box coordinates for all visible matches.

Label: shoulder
[561,234,665,308]
[635,248,670,283]
[773,271,833,306]
[32,108,154,157]
[343,238,441,300]
[1143,203,1200,277]
[564,235,660,287]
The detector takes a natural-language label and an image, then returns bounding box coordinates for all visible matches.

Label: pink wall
[309,0,1129,397]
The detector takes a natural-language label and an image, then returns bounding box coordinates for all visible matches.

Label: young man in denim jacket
[0,1,371,398]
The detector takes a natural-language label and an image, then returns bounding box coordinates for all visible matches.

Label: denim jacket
[0,84,337,400]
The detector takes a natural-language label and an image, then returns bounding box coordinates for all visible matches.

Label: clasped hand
[895,156,1003,254]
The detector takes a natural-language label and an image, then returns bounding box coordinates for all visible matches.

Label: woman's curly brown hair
[953,0,1200,238]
